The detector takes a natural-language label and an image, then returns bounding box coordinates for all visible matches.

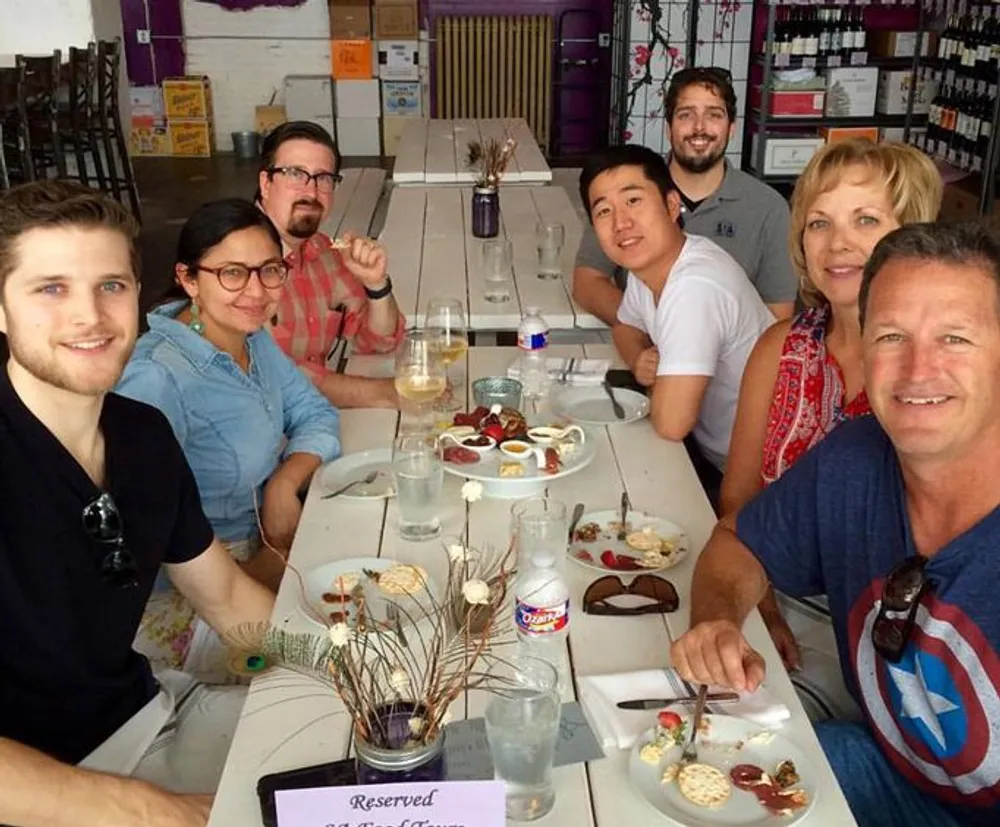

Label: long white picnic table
[208,345,856,827]
[393,118,552,185]
[380,185,601,332]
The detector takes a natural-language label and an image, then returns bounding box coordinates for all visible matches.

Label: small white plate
[551,386,649,426]
[318,449,395,500]
[629,716,818,826]
[569,509,689,573]
[300,557,437,630]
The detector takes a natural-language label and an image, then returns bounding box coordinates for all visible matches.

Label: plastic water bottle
[514,552,570,693]
[517,307,551,401]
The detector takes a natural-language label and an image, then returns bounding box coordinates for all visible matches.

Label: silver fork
[680,684,709,765]
[386,602,408,648]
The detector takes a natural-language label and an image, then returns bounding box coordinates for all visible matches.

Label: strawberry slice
[600,550,617,568]
[575,550,594,562]
[657,710,682,729]
[615,554,643,570]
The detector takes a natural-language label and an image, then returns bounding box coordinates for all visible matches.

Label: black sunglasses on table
[871,555,932,663]
[82,492,139,589]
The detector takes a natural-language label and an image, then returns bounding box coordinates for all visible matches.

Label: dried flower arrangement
[224,531,516,750]
[465,136,518,188]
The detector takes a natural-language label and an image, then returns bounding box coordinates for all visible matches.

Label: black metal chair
[1,66,34,187]
[60,43,106,189]
[95,39,140,221]
[16,50,66,180]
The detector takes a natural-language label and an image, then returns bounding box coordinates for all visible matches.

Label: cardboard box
[751,134,825,176]
[381,79,421,117]
[382,115,410,155]
[285,75,334,121]
[162,76,213,121]
[752,86,825,118]
[876,69,936,116]
[128,86,163,120]
[867,30,935,59]
[335,79,381,118]
[377,39,419,80]
[332,39,374,80]
[168,120,214,157]
[330,3,370,39]
[939,181,982,222]
[129,119,171,156]
[825,67,878,118]
[254,105,287,136]
[374,0,419,40]
[819,126,880,143]
[336,116,381,155]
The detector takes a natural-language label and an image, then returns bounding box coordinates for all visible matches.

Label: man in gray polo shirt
[573,67,796,326]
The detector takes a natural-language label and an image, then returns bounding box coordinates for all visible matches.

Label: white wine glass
[425,296,468,412]
[395,329,447,427]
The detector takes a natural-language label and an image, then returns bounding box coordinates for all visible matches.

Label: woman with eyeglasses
[719,139,942,722]
[117,198,341,675]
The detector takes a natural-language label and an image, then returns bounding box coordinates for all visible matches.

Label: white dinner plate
[441,433,597,499]
[300,557,439,631]
[629,716,818,827]
[551,386,649,426]
[568,509,689,573]
[318,449,395,500]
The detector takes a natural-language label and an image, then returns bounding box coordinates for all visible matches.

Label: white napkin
[577,668,791,751]
[507,357,611,387]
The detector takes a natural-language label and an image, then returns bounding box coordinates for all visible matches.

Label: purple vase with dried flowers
[466,137,517,239]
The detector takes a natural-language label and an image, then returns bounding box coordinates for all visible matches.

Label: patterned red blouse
[760,305,871,486]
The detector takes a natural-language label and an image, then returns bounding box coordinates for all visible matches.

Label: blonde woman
[720,139,942,720]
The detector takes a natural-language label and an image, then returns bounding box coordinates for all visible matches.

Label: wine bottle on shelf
[818,9,831,57]
[853,8,867,55]
[804,7,819,58]
[791,8,806,58]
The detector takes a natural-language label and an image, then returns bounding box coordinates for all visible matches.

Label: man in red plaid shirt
[258,122,404,408]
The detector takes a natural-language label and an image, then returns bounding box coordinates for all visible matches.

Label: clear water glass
[482,238,513,303]
[535,222,564,280]
[391,433,443,542]
[511,497,568,572]
[484,656,561,821]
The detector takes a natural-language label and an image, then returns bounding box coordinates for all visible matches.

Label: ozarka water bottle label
[517,330,549,351]
[515,598,569,634]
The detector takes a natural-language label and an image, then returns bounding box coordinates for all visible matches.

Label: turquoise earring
[189,299,206,335]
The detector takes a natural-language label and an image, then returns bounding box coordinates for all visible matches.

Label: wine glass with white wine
[395,329,447,427]
[425,296,468,412]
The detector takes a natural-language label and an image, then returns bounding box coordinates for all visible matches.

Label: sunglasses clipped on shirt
[583,574,679,616]
[82,492,139,589]
[870,555,932,663]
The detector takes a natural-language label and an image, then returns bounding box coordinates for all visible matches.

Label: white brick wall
[181,0,331,148]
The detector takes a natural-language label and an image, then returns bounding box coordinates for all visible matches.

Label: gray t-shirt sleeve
[574,223,627,290]
[753,200,799,304]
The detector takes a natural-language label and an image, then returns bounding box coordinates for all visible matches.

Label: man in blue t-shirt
[670,221,1000,827]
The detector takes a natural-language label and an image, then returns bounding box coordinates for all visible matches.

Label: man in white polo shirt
[581,144,773,502]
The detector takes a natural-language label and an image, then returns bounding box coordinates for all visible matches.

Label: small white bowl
[444,425,477,440]
[498,439,534,460]
[527,424,586,446]
[440,432,496,456]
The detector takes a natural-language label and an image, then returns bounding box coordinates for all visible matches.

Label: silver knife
[568,502,585,543]
[603,379,626,420]
[616,692,739,710]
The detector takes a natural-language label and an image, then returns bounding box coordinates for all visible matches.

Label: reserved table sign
[275,779,506,827]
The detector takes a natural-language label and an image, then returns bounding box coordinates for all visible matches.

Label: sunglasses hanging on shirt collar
[82,492,139,589]
[870,555,933,663]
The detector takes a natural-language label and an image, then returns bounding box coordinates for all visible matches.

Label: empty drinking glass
[482,238,513,303]
[535,222,564,280]
[391,433,444,542]
[511,498,568,572]
[484,655,561,821]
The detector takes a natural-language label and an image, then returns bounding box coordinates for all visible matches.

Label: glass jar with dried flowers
[222,514,514,787]
[466,137,518,239]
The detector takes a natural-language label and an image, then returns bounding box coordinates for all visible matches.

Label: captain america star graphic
[849,582,1000,807]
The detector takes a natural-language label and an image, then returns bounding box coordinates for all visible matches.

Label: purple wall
[121,0,186,86]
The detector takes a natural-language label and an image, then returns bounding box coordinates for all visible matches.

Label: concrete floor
[133,154,585,318]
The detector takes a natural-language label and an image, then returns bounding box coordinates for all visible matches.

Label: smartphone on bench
[257,758,357,827]
[604,368,647,397]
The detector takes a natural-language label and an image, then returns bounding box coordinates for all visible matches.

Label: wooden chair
[95,39,140,221]
[60,43,106,189]
[15,50,66,180]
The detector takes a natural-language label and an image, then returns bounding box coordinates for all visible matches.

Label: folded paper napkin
[507,357,611,387]
[577,668,791,751]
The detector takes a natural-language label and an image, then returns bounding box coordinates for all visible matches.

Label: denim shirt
[116,301,341,542]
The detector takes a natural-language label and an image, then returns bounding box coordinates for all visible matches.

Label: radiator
[435,15,553,151]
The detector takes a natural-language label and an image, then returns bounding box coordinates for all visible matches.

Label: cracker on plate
[377,564,429,596]
[677,763,731,809]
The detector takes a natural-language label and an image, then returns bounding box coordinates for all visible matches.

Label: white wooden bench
[392,118,552,185]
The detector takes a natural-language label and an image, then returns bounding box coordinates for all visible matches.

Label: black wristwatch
[364,276,393,300]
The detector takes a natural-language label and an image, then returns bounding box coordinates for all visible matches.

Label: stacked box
[161,77,214,157]
[128,86,169,156]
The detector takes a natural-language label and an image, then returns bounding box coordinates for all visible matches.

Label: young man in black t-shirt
[0,182,275,827]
